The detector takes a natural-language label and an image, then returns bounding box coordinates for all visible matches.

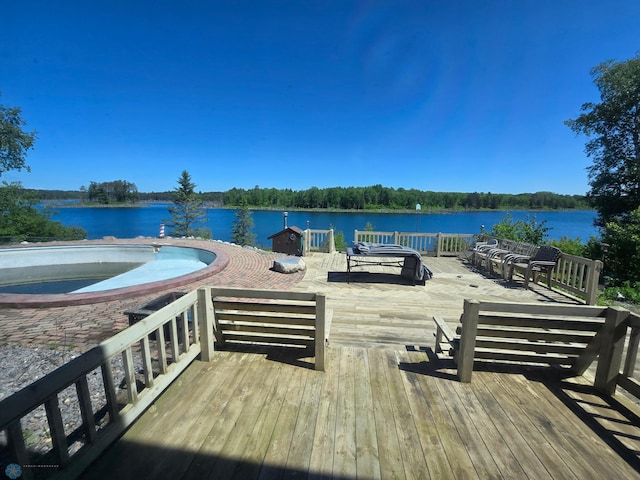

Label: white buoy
[159,223,165,238]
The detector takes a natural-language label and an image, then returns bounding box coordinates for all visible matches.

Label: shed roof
[267,226,303,239]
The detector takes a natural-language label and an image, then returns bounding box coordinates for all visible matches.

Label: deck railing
[0,286,329,479]
[551,253,603,305]
[0,289,212,480]
[353,230,476,257]
[302,228,335,255]
[352,231,603,304]
[614,312,640,402]
[591,308,640,404]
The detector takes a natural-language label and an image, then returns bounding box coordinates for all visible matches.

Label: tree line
[220,186,588,210]
[30,184,588,211]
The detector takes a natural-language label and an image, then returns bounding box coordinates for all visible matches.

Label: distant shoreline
[44,201,594,215]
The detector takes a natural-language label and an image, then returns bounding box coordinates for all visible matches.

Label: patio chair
[506,245,563,289]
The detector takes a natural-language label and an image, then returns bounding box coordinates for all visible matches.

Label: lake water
[48,204,599,247]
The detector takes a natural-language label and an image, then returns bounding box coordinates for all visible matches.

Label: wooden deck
[80,255,640,479]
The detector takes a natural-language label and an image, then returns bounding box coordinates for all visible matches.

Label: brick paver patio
[0,239,304,351]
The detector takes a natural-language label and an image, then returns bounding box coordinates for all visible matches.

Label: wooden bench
[472,238,513,268]
[488,242,538,278]
[209,287,331,371]
[433,299,630,383]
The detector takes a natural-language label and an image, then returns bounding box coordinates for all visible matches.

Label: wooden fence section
[552,253,603,305]
[302,228,335,255]
[353,230,476,257]
[0,290,209,480]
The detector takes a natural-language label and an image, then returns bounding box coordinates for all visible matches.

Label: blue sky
[2,1,639,195]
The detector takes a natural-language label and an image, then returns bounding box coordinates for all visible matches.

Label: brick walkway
[0,239,304,351]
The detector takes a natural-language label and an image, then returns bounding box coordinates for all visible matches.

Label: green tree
[231,200,256,246]
[87,180,138,204]
[0,182,86,243]
[0,93,37,176]
[600,207,640,284]
[0,96,84,243]
[166,170,210,238]
[489,213,550,244]
[565,54,640,226]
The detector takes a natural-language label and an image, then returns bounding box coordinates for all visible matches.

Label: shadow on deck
[79,343,640,480]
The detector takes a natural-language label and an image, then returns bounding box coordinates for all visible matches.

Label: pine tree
[231,199,256,246]
[166,170,210,238]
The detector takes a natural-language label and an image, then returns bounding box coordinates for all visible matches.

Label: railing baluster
[122,347,138,404]
[169,317,180,362]
[181,309,190,351]
[7,420,31,478]
[75,376,97,444]
[623,326,640,377]
[191,304,200,346]
[157,325,168,374]
[101,360,120,422]
[140,336,154,388]
[45,395,70,466]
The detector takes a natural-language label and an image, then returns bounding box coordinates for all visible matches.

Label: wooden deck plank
[525,371,640,477]
[181,353,268,480]
[307,347,340,479]
[432,368,502,478]
[469,371,559,480]
[282,368,324,478]
[561,376,640,462]
[148,353,260,479]
[487,369,605,479]
[401,352,479,479]
[514,370,634,480]
[228,353,296,480]
[366,348,405,479]
[394,349,455,480]
[353,348,381,480]
[256,364,307,479]
[381,349,430,479]
[204,353,288,480]
[331,346,357,478]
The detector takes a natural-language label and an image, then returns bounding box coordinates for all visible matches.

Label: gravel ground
[0,346,78,402]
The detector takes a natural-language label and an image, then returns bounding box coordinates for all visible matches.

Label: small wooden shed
[268,226,303,256]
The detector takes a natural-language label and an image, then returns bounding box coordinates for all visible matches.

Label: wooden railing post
[594,306,629,395]
[354,229,359,245]
[585,259,603,305]
[458,299,480,382]
[623,326,640,377]
[197,287,215,362]
[315,293,327,371]
[436,233,442,257]
[328,229,335,253]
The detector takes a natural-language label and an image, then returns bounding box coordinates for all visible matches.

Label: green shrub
[333,230,346,252]
[489,213,549,244]
[548,236,584,256]
[600,282,640,305]
[600,207,640,285]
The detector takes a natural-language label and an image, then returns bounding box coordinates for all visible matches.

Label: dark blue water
[48,204,599,247]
